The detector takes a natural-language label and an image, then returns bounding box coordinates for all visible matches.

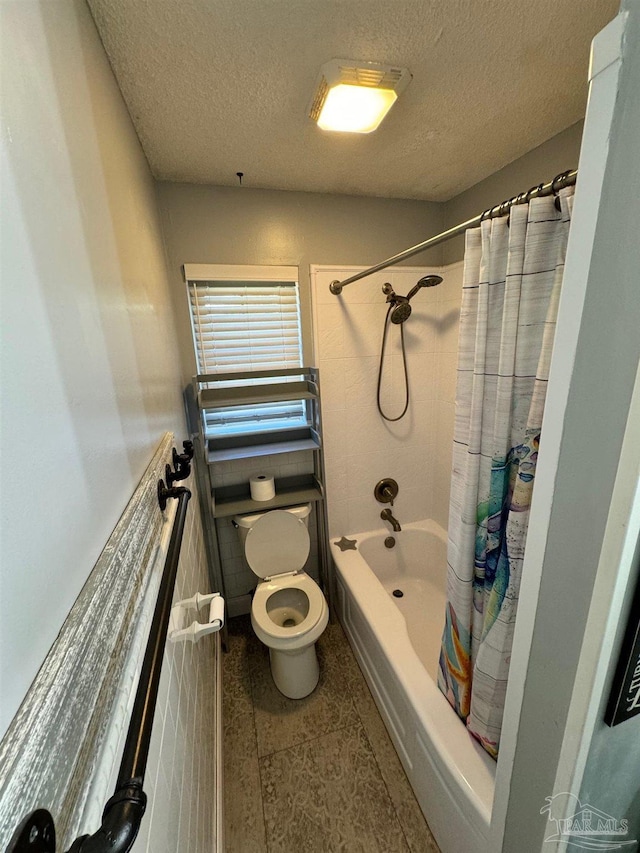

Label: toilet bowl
[233,504,329,699]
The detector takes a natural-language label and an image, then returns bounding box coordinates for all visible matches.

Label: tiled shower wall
[211,261,461,607]
[312,263,463,537]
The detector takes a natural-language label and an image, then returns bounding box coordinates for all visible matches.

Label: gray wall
[579,537,640,844]
[156,120,588,379]
[0,0,184,737]
[155,183,443,380]
[442,122,584,264]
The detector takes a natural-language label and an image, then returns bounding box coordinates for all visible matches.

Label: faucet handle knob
[374,478,399,506]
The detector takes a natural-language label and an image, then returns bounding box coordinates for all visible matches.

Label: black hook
[165,463,179,488]
[173,442,194,468]
[172,448,191,476]
[157,479,190,512]
[165,440,196,486]
[6,809,56,852]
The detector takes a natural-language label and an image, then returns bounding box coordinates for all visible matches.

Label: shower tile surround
[223,616,440,853]
[213,262,460,612]
[311,263,463,537]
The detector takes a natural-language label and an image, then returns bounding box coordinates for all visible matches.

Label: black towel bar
[7,471,192,853]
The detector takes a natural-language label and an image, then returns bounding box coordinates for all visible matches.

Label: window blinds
[187,280,305,437]
[188,282,303,374]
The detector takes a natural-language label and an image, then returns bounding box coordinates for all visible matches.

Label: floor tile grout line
[336,621,436,851]
[358,720,413,853]
[246,626,363,851]
[223,631,270,853]
[255,731,271,853]
[229,619,433,851]
[246,639,272,853]
[256,715,363,762]
[345,637,440,852]
[338,636,416,853]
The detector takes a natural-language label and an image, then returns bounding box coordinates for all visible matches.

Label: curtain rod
[329,169,577,295]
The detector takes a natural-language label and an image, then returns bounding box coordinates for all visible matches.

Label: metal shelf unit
[186,367,331,616]
[212,474,323,519]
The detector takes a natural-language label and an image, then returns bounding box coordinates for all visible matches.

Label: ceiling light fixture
[309,59,411,134]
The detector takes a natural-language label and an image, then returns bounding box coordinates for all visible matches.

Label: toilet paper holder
[168,591,225,644]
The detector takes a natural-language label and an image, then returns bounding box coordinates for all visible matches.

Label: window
[184,264,305,439]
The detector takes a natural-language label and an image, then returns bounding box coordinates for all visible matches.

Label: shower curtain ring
[552,170,572,194]
[551,171,572,210]
[525,183,543,203]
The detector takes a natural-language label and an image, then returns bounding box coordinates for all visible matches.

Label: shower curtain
[438,187,574,758]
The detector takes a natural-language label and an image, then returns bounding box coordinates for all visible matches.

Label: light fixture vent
[309,77,330,123]
[309,59,411,133]
[334,63,406,90]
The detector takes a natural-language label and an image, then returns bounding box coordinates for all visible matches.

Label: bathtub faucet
[380,508,401,532]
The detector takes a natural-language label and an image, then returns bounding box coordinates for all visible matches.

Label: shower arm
[328,170,577,295]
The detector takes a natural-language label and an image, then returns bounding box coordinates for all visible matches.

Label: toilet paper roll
[208,594,225,632]
[250,474,276,501]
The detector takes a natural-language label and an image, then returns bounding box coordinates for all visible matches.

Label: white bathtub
[332,518,495,853]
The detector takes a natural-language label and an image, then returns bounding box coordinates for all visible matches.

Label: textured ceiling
[87,0,619,201]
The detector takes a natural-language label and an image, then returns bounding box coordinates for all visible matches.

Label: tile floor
[223,616,440,853]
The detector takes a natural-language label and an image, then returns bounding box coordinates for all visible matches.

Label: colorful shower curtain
[438,188,574,758]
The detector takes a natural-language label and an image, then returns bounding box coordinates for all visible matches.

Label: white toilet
[233,503,329,699]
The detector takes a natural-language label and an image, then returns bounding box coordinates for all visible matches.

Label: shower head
[406,274,443,301]
[383,284,412,323]
[383,275,442,324]
[390,298,412,324]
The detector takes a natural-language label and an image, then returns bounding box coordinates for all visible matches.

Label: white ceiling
[88,0,619,202]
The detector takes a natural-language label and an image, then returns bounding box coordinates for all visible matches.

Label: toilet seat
[244,510,310,579]
[252,572,326,642]
[237,505,328,697]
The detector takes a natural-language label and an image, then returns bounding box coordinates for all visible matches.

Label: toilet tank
[232,503,312,546]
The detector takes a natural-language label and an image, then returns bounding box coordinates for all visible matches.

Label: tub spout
[380,508,401,532]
